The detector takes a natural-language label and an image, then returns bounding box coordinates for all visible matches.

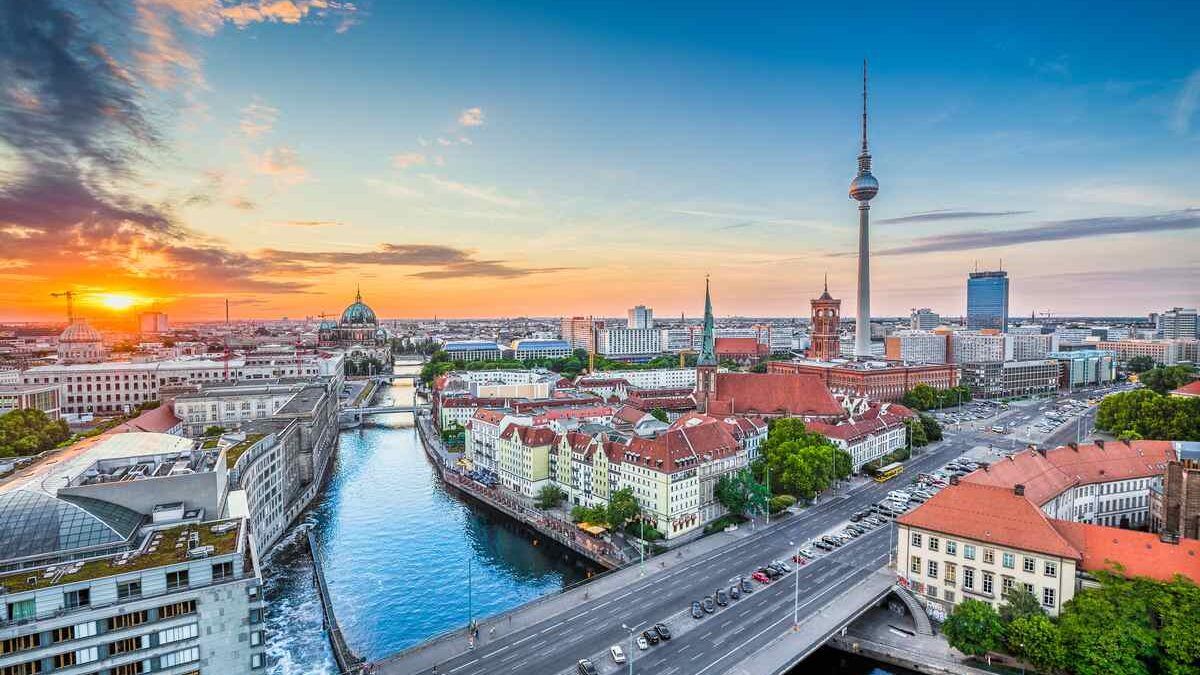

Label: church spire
[698,276,717,367]
[355,284,362,303]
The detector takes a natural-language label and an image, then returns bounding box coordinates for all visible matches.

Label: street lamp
[620,623,636,675]
[788,541,800,630]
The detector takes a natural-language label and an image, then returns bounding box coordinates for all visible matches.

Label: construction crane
[50,291,78,322]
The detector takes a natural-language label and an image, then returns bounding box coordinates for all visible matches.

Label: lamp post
[620,623,635,675]
[789,541,800,629]
[639,519,645,577]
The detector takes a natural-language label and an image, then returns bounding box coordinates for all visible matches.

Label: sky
[0,0,1197,323]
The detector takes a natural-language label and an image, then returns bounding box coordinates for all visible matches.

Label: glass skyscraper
[967,271,1010,332]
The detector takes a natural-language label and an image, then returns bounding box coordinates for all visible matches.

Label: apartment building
[1011,332,1059,361]
[806,401,913,472]
[1097,339,1197,366]
[884,331,948,364]
[596,328,662,360]
[951,331,1013,364]
[959,360,1060,399]
[1049,350,1117,389]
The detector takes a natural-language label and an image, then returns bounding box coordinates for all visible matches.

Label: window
[158,623,199,645]
[166,569,189,590]
[75,646,98,664]
[945,562,957,584]
[983,548,995,565]
[212,561,234,582]
[1023,582,1035,594]
[928,560,939,578]
[927,586,939,599]
[1044,561,1058,578]
[944,590,956,603]
[250,630,263,647]
[63,588,90,609]
[107,610,147,631]
[1043,587,1056,608]
[117,580,141,600]
[108,636,142,655]
[928,536,940,552]
[249,607,263,624]
[0,634,40,656]
[1023,557,1036,573]
[158,599,197,619]
[964,544,976,560]
[1002,576,1015,593]
[160,646,200,668]
[5,599,36,623]
[53,651,78,668]
[252,653,266,669]
[982,571,994,595]
[946,540,957,556]
[911,532,923,547]
[1002,552,1015,569]
[963,567,975,590]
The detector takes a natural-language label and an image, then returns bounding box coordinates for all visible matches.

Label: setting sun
[94,293,141,311]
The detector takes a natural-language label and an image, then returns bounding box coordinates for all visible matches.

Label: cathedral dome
[339,288,377,326]
[60,318,102,343]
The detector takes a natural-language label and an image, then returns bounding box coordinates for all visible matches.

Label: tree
[202,425,226,437]
[1057,573,1159,675]
[0,409,71,458]
[1095,389,1200,441]
[535,484,566,509]
[715,469,769,516]
[440,421,465,448]
[605,487,640,527]
[1126,355,1155,373]
[943,599,1004,658]
[1006,613,1066,674]
[919,413,943,442]
[570,505,607,524]
[906,416,929,448]
[768,494,796,513]
[902,384,972,411]
[1139,365,1196,395]
[999,587,1044,624]
[649,408,669,423]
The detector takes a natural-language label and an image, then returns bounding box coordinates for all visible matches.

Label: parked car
[654,623,671,640]
[800,546,815,558]
[761,566,782,578]
[741,577,754,593]
[716,589,729,606]
[578,659,599,675]
[752,570,771,583]
[792,554,809,565]
[814,540,833,551]
[691,601,703,619]
[642,629,660,645]
[636,635,649,650]
[772,560,792,573]
[842,528,860,538]
[729,584,741,599]
[703,596,716,612]
[610,646,626,664]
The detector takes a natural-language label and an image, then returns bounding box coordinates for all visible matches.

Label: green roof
[225,433,266,470]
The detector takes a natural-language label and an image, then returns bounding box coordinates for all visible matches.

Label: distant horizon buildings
[627,305,654,330]
[910,308,941,330]
[1157,307,1198,340]
[967,269,1010,332]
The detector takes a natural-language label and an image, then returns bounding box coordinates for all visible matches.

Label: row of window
[910,556,1058,608]
[910,532,1057,577]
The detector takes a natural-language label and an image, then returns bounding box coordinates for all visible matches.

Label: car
[842,528,860,538]
[752,570,771,583]
[636,635,649,650]
[772,560,792,573]
[821,535,842,547]
[610,645,627,664]
[814,540,833,551]
[741,577,754,593]
[849,511,865,522]
[729,583,741,599]
[691,601,703,619]
[703,596,716,612]
[716,589,729,606]
[763,566,783,578]
[800,546,815,558]
[642,629,660,645]
[578,658,599,675]
[865,516,883,526]
[792,554,809,565]
[654,623,671,640]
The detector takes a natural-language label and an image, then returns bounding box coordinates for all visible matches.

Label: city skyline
[2,1,1198,322]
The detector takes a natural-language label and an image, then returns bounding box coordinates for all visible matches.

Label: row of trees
[0,409,71,458]
[943,572,1200,675]
[753,418,853,501]
[902,383,973,411]
[1094,389,1200,441]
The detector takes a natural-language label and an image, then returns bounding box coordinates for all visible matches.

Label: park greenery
[1095,389,1200,441]
[1125,355,1155,374]
[0,409,70,458]
[534,484,566,509]
[1137,364,1196,395]
[569,487,641,529]
[419,347,714,386]
[440,421,466,448]
[901,383,973,411]
[942,573,1200,675]
[714,468,770,517]
[752,418,852,501]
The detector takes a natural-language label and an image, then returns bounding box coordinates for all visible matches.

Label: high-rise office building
[139,311,169,334]
[967,270,1009,332]
[627,305,654,330]
[560,316,602,352]
[909,308,940,330]
[1157,307,1198,340]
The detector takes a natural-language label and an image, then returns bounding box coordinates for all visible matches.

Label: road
[387,431,988,675]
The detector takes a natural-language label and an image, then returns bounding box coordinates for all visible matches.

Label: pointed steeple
[355,284,362,303]
[698,277,717,367]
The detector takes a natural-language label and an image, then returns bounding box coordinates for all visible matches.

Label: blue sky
[1,0,1196,320]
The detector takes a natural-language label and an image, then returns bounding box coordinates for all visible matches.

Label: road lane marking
[448,659,477,672]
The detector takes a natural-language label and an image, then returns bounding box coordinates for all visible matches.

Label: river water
[263,365,911,675]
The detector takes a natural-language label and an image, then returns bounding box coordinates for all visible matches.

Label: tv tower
[849,60,879,359]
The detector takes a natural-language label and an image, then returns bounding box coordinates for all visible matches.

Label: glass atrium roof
[0,490,142,562]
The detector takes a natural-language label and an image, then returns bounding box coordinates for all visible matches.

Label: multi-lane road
[394,432,988,675]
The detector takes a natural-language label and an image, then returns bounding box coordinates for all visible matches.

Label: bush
[769,494,797,513]
[703,514,746,534]
[535,484,567,509]
[625,521,663,541]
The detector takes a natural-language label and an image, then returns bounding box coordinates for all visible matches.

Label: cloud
[275,220,341,227]
[260,244,568,279]
[458,107,485,127]
[420,175,522,208]
[1169,68,1200,135]
[240,98,279,137]
[436,137,454,146]
[409,262,575,279]
[876,210,1033,224]
[871,209,1200,256]
[221,0,357,28]
[253,146,309,184]
[392,152,426,169]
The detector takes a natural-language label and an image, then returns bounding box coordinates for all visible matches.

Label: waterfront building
[627,305,654,330]
[1097,338,1197,366]
[496,425,559,497]
[884,330,948,364]
[0,432,268,673]
[767,359,958,403]
[1048,350,1117,389]
[959,359,1060,399]
[951,330,1012,364]
[595,328,662,361]
[138,312,169,335]
[896,482,1198,619]
[512,339,572,361]
[1011,332,1059,361]
[806,400,913,472]
[317,288,392,371]
[442,340,504,362]
[967,270,1010,332]
[1157,307,1198,340]
[560,317,602,352]
[910,308,940,331]
[0,383,61,419]
[57,318,106,364]
[810,280,842,361]
[464,409,513,471]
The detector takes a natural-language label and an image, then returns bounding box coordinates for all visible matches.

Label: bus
[873,461,905,483]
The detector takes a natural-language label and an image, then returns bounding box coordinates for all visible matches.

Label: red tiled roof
[627,394,695,411]
[1051,520,1200,583]
[807,401,913,442]
[1171,380,1200,397]
[105,402,182,435]
[715,337,764,355]
[623,420,740,473]
[706,373,842,417]
[960,441,1177,506]
[499,423,558,446]
[614,405,649,425]
[531,406,614,424]
[898,482,1082,560]
[471,408,506,424]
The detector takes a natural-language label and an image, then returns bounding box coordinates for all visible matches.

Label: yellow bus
[873,461,904,483]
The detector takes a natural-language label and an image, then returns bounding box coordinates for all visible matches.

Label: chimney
[1096,440,1105,450]
[950,475,960,485]
[1014,484,1025,496]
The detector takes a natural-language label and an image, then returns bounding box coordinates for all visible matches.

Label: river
[263,365,912,675]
